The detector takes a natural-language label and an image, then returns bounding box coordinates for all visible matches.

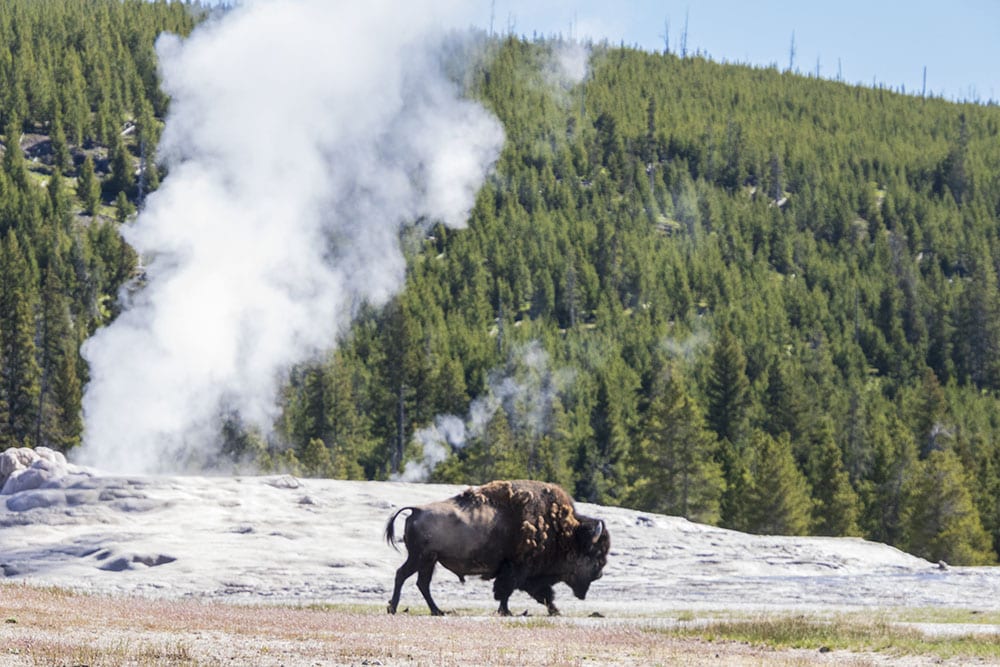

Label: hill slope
[3,0,1000,571]
[2,471,998,614]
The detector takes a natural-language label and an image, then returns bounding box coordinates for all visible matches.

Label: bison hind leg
[388,553,445,616]
[416,559,445,616]
[388,554,421,615]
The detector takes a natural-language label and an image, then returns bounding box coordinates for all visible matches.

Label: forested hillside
[3,1,1000,566]
[0,0,198,450]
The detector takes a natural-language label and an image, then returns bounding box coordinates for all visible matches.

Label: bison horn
[592,519,604,543]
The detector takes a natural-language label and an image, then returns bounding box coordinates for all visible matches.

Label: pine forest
[2,1,1000,567]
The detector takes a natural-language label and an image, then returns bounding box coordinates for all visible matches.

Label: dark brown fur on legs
[524,575,561,615]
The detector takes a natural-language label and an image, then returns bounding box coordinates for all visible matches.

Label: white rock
[0,446,88,495]
[0,447,37,483]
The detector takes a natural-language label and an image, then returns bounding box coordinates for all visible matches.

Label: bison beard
[385,480,609,616]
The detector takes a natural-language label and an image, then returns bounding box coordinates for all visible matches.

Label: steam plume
[397,341,570,482]
[543,39,590,89]
[78,0,504,473]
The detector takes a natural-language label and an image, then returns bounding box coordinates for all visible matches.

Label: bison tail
[384,506,415,551]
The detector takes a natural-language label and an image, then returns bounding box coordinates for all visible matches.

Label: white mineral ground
[2,447,1000,626]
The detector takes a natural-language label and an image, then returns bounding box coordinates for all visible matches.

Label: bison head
[567,517,609,599]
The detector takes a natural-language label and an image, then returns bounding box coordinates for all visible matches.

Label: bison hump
[458,480,582,562]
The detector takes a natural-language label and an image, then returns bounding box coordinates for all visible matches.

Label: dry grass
[680,613,1000,662]
[0,583,992,666]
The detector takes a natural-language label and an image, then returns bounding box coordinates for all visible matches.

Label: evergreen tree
[902,449,995,565]
[533,394,574,488]
[0,230,41,447]
[861,416,920,545]
[807,418,861,536]
[2,116,29,190]
[0,321,7,444]
[219,413,269,471]
[276,448,303,476]
[284,364,330,451]
[908,368,949,457]
[953,248,1000,391]
[940,113,970,204]
[743,430,813,535]
[35,260,82,451]
[631,364,724,524]
[718,436,753,531]
[134,97,161,200]
[77,155,102,216]
[47,169,72,228]
[373,299,420,475]
[114,191,134,223]
[463,408,524,483]
[300,437,336,478]
[323,353,370,479]
[57,49,90,146]
[578,366,634,505]
[107,137,135,200]
[50,114,71,174]
[762,358,807,443]
[488,408,527,480]
[705,323,751,445]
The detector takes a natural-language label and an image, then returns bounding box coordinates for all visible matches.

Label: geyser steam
[78,0,504,473]
[397,342,571,482]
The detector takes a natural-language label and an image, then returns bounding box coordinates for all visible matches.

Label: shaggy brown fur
[386,479,608,616]
[458,480,581,562]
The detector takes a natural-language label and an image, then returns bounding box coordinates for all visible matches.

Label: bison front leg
[524,579,560,616]
[416,559,445,616]
[492,561,518,616]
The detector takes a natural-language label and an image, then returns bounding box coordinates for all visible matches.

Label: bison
[385,480,609,616]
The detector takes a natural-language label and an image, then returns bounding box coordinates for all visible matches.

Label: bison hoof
[387,604,396,615]
[547,607,561,616]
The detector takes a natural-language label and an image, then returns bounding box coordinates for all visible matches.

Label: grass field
[3,583,999,666]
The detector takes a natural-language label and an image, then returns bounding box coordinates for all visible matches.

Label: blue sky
[486,1,1000,102]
